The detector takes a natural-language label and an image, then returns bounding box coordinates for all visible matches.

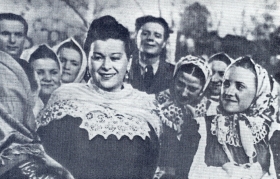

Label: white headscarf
[53,38,87,83]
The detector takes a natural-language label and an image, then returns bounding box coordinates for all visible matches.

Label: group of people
[0,12,279,179]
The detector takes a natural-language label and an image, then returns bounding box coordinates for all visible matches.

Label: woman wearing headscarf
[36,15,161,179]
[154,55,211,178]
[53,38,87,84]
[0,51,73,178]
[189,56,278,179]
[29,44,62,118]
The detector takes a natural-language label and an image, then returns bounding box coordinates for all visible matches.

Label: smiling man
[0,13,37,91]
[129,15,174,94]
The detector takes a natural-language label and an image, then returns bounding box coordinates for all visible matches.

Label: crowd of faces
[0,16,261,116]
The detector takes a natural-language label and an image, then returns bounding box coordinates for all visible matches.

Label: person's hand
[222,162,263,179]
[42,153,75,179]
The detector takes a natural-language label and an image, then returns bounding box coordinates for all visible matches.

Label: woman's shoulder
[50,83,90,100]
[126,84,156,107]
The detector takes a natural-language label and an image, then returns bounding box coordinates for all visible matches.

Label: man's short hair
[0,13,28,35]
[135,15,170,40]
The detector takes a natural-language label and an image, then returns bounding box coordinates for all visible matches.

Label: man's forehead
[141,22,164,31]
[0,19,25,31]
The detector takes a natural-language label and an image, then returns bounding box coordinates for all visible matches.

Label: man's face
[139,22,166,56]
[0,19,26,59]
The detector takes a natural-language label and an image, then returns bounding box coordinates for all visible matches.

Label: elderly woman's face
[174,71,203,106]
[221,66,257,113]
[89,39,128,92]
[31,58,61,97]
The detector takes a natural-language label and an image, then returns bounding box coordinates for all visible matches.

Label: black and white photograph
[0,0,280,178]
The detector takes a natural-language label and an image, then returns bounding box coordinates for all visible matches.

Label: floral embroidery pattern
[80,108,150,140]
[156,91,184,134]
[211,115,241,147]
[211,114,268,146]
[38,100,151,140]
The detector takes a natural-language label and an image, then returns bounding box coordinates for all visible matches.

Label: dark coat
[129,55,174,94]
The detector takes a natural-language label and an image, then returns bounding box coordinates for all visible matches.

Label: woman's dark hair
[84,15,131,58]
[57,40,82,59]
[29,44,60,68]
[175,63,206,85]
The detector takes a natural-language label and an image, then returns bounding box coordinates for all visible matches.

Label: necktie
[144,65,154,89]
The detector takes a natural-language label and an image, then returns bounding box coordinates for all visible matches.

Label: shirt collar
[139,57,160,75]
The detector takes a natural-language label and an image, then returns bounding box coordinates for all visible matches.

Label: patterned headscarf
[210,56,279,167]
[174,55,212,93]
[227,56,278,121]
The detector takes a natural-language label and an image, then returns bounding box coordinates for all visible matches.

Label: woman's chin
[62,77,74,83]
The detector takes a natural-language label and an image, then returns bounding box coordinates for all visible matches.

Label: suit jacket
[129,54,174,94]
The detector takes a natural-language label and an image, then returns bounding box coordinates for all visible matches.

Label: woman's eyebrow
[111,53,122,55]
[93,52,104,57]
[236,81,246,86]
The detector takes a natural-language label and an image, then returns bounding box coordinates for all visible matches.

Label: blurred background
[1,0,280,75]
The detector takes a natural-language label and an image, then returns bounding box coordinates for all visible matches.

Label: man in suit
[0,13,37,91]
[129,15,174,94]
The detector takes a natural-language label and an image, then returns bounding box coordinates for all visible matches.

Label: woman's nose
[147,34,155,41]
[224,85,235,96]
[211,73,220,83]
[181,87,189,97]
[102,58,112,70]
[63,61,71,70]
[43,73,52,81]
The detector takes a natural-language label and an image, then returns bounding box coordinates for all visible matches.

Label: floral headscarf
[174,55,212,93]
[212,56,278,166]
[226,56,278,121]
[156,55,211,139]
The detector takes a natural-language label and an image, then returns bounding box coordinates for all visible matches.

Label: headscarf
[174,55,212,93]
[214,56,278,167]
[0,52,43,168]
[28,44,62,116]
[53,38,87,83]
[208,52,234,65]
[225,56,278,121]
[155,55,211,139]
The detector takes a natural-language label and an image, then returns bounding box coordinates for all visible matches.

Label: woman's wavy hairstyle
[83,15,131,58]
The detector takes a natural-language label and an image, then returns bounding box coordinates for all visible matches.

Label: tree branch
[158,0,161,17]
[61,0,88,29]
[133,0,145,15]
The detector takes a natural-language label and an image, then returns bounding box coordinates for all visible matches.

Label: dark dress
[38,116,159,179]
[36,83,161,179]
[155,90,201,178]
[204,115,270,173]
